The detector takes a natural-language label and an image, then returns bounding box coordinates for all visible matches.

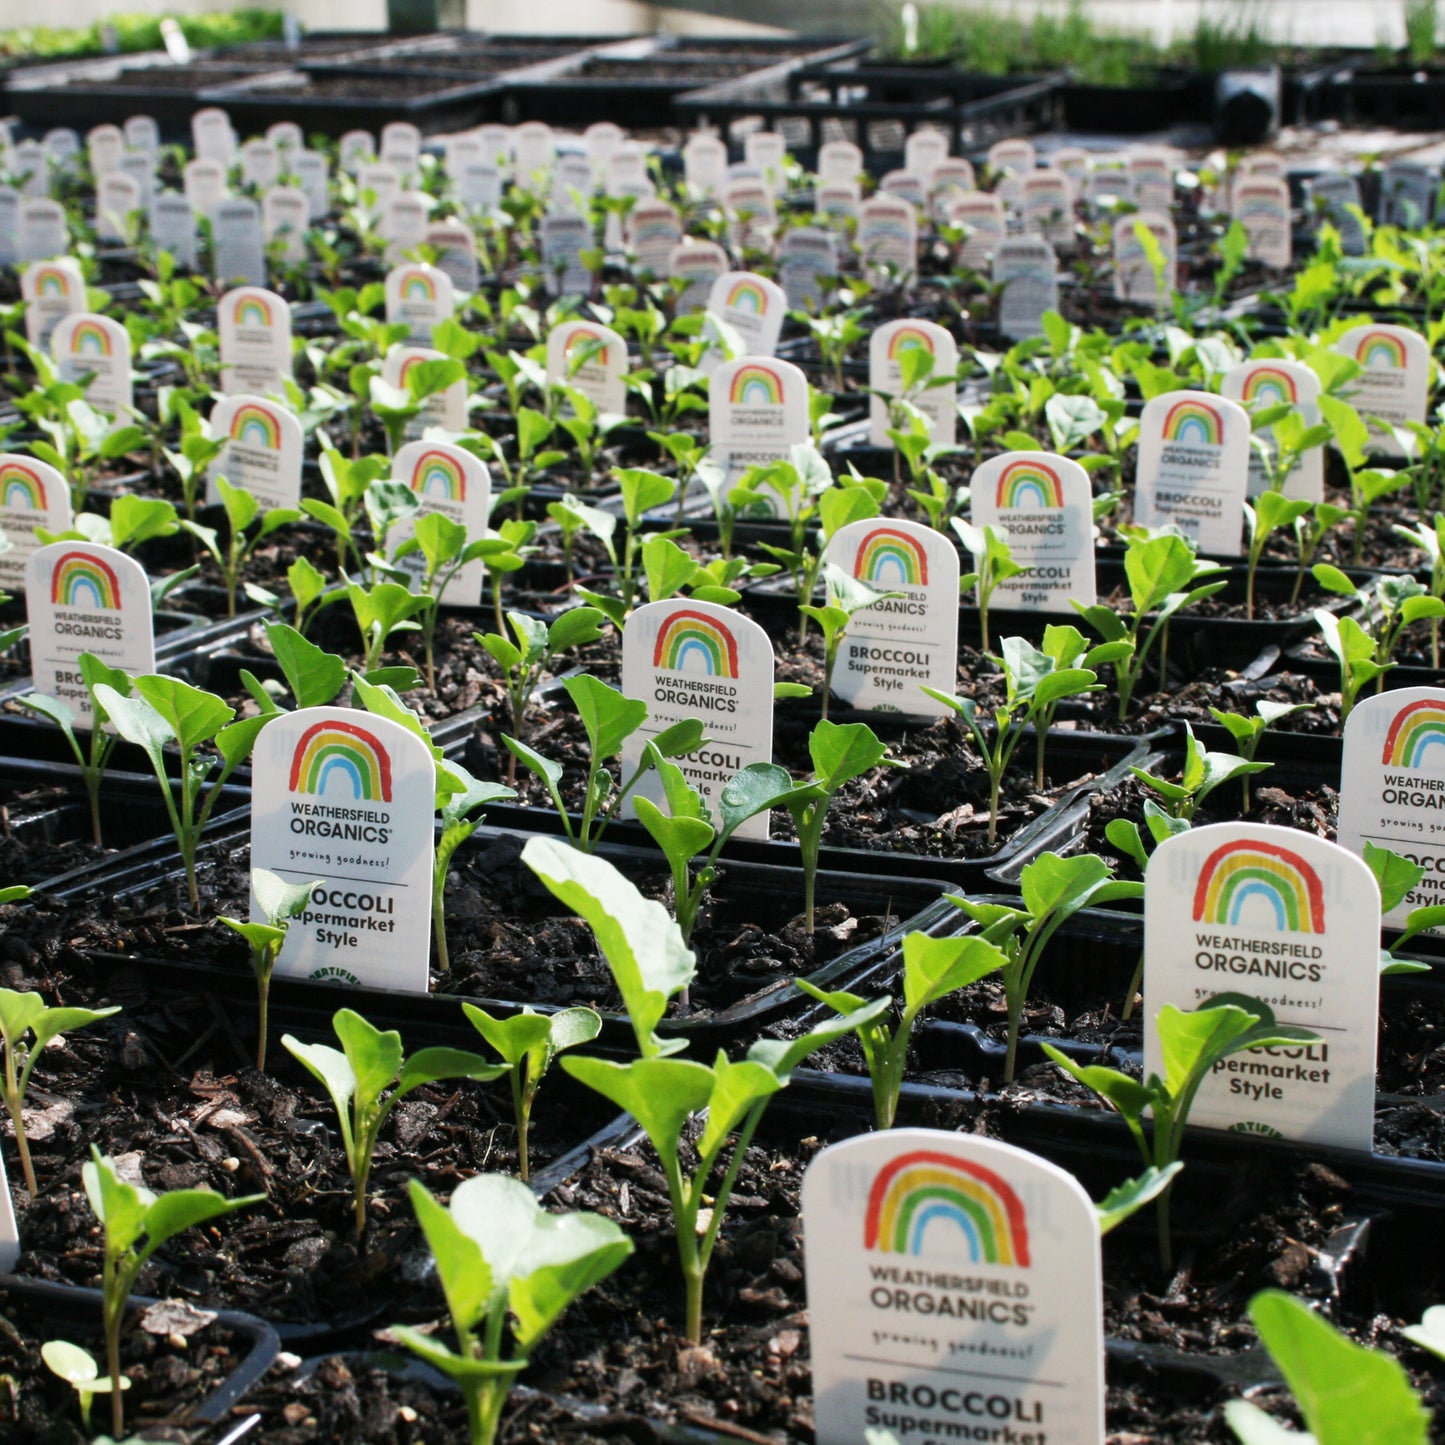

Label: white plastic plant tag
[744,131,786,194]
[339,130,376,174]
[21,259,84,349]
[51,313,132,417]
[44,127,78,168]
[453,160,503,214]
[119,150,155,212]
[294,150,330,222]
[17,199,68,264]
[380,119,421,166]
[823,517,960,716]
[1021,167,1074,252]
[929,157,975,220]
[267,120,303,158]
[251,707,435,991]
[546,320,626,416]
[0,188,15,268]
[817,139,862,184]
[722,177,776,253]
[605,143,650,199]
[682,131,727,198]
[212,197,266,287]
[951,191,1005,271]
[1334,322,1430,455]
[1084,158,1132,213]
[88,124,124,177]
[25,542,155,728]
[240,138,280,192]
[668,240,727,314]
[262,186,309,265]
[387,438,490,606]
[626,198,682,278]
[1234,176,1291,268]
[1337,689,1445,929]
[995,236,1059,342]
[183,158,227,220]
[1144,822,1379,1151]
[191,108,235,165]
[903,127,949,181]
[95,173,141,244]
[858,195,918,283]
[0,1142,18,1266]
[539,214,591,297]
[804,1128,1104,1445]
[382,345,467,437]
[207,395,303,510]
[1379,160,1439,227]
[971,451,1097,611]
[1112,211,1176,308]
[705,270,786,365]
[1303,170,1365,254]
[1134,390,1250,555]
[476,124,512,173]
[218,286,292,396]
[427,217,479,294]
[621,599,776,840]
[989,136,1036,179]
[1052,146,1090,188]
[816,179,861,225]
[151,191,197,269]
[709,357,810,496]
[551,152,594,216]
[0,455,71,594]
[869,318,958,448]
[380,191,429,265]
[1220,359,1324,501]
[357,161,401,217]
[879,169,926,210]
[1129,146,1174,212]
[385,262,454,347]
[777,226,839,312]
[512,121,555,183]
[584,121,625,183]
[12,141,48,200]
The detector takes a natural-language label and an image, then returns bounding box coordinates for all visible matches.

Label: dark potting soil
[0,780,112,888]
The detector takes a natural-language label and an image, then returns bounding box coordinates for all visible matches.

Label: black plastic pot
[1059,67,1214,132]
[1327,59,1445,129]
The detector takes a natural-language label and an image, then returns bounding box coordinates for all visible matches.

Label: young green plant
[1130,720,1273,820]
[434,763,515,971]
[801,563,903,721]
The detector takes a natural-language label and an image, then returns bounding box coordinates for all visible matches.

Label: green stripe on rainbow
[0,461,47,510]
[288,719,393,802]
[653,608,739,678]
[230,402,282,449]
[728,363,784,406]
[1382,698,1445,769]
[1162,398,1224,446]
[996,459,1064,509]
[864,1150,1030,1264]
[1192,839,1325,933]
[410,448,466,501]
[68,319,112,357]
[1239,366,1297,405]
[1355,329,1408,369]
[50,550,120,610]
[854,526,929,586]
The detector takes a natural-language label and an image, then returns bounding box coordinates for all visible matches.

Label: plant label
[928,158,975,220]
[251,707,435,991]
[12,141,48,200]
[995,236,1059,342]
[262,186,309,265]
[1112,211,1176,308]
[683,132,727,198]
[1145,822,1379,1150]
[1129,147,1174,212]
[151,191,198,269]
[21,259,84,349]
[387,439,490,607]
[971,451,1097,611]
[383,346,468,438]
[380,121,421,174]
[803,1128,1104,1445]
[294,150,331,222]
[904,127,950,181]
[818,139,863,184]
[858,195,918,283]
[744,131,787,194]
[621,598,776,840]
[385,262,454,347]
[1303,171,1365,254]
[240,138,280,192]
[584,121,625,183]
[950,191,1005,271]
[119,150,155,212]
[52,313,132,417]
[552,153,594,216]
[1220,359,1324,501]
[1022,168,1075,252]
[207,395,303,511]
[427,217,480,294]
[1052,146,1090,188]
[357,162,402,217]
[88,124,124,177]
[722,177,777,253]
[218,286,292,397]
[816,179,861,225]
[183,158,227,220]
[513,121,555,182]
[705,270,787,365]
[626,199,682,278]
[43,129,77,169]
[267,120,303,158]
[988,136,1036,180]
[1379,160,1440,227]
[0,455,71,593]
[1337,688,1445,928]
[605,143,650,199]
[17,199,68,264]
[0,188,14,268]
[669,240,728,314]
[380,191,430,265]
[777,226,839,312]
[25,542,155,728]
[212,197,267,288]
[1084,158,1131,213]
[1135,390,1249,555]
[1234,176,1291,268]
[539,214,591,297]
[96,173,141,244]
[880,169,926,210]
[444,133,484,176]
[0,1142,18,1270]
[192,108,235,165]
[339,130,376,174]
[454,159,503,214]
[545,320,626,416]
[1334,322,1430,454]
[824,517,960,716]
[710,356,810,496]
[476,125,512,173]
[869,318,958,448]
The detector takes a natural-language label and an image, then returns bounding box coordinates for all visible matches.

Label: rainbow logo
[996,459,1064,510]
[725,277,770,314]
[887,326,936,360]
[1355,330,1408,369]
[400,269,438,302]
[854,527,929,587]
[50,550,120,610]
[564,326,611,368]
[0,460,47,510]
[653,609,739,678]
[1240,366,1299,406]
[411,448,466,501]
[33,266,72,298]
[397,354,429,387]
[288,719,393,802]
[1382,699,1445,769]
[1162,398,1224,447]
[1192,839,1325,934]
[863,1150,1030,1265]
[232,293,273,328]
[68,319,112,356]
[229,402,282,450]
[728,363,784,407]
